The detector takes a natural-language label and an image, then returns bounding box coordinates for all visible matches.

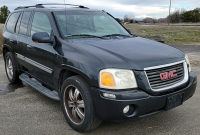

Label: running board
[19,73,60,101]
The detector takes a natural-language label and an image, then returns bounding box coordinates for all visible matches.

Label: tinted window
[19,12,31,36]
[6,12,21,33]
[31,12,52,36]
[16,13,23,33]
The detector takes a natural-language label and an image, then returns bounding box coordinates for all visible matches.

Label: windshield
[54,11,130,38]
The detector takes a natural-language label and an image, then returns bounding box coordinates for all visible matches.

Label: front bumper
[91,72,197,121]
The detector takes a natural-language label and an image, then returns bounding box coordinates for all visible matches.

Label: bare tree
[124,15,129,22]
[168,0,171,25]
[143,17,157,23]
[123,15,135,23]
[171,9,181,23]
[158,18,168,23]
[167,8,186,23]
[153,17,158,23]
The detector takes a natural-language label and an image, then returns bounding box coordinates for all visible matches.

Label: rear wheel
[61,76,102,132]
[5,52,20,83]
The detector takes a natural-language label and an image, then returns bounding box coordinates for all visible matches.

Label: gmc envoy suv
[2,4,197,132]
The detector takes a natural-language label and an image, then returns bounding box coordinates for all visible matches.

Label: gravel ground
[0,45,200,135]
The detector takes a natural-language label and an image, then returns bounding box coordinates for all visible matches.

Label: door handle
[10,40,15,43]
[27,45,32,50]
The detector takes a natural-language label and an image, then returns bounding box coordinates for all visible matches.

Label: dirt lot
[0,45,200,135]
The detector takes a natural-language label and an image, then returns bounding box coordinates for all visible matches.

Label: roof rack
[14,5,44,10]
[14,3,89,10]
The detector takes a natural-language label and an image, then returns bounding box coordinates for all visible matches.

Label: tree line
[144,8,200,23]
[166,8,200,23]
[118,7,200,24]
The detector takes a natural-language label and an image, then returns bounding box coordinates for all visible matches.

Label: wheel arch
[58,65,92,93]
[3,45,12,59]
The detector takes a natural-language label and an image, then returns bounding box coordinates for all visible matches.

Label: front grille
[145,63,184,90]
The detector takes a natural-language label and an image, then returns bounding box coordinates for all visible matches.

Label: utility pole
[168,0,171,25]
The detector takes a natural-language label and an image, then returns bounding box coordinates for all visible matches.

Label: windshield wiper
[102,34,132,37]
[66,34,104,39]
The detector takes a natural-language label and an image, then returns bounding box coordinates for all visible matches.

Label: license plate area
[165,93,184,110]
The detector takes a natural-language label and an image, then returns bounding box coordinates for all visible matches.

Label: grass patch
[125,24,200,45]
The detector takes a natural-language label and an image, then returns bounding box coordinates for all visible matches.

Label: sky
[0,0,199,20]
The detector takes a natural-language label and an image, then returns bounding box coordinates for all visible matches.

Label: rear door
[24,11,57,87]
[16,11,32,68]
[4,12,21,57]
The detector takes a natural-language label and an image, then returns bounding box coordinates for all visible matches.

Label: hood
[72,37,185,70]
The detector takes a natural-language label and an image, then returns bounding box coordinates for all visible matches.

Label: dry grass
[125,24,200,45]
[0,24,4,54]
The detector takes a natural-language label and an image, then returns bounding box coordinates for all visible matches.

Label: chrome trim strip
[25,58,53,74]
[16,53,25,61]
[16,53,53,74]
[144,60,185,70]
[144,61,189,92]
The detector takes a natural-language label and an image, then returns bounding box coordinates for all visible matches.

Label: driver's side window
[31,12,52,37]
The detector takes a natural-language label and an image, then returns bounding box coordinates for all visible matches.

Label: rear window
[18,12,31,36]
[6,12,21,33]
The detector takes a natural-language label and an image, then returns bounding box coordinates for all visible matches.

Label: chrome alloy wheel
[6,57,13,79]
[64,85,85,125]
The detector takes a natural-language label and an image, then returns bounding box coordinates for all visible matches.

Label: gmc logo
[160,70,177,80]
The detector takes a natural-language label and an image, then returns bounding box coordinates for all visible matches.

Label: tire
[4,52,20,83]
[61,75,102,132]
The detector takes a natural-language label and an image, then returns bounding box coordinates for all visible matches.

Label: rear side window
[6,12,21,33]
[31,12,52,36]
[15,13,23,33]
[18,12,31,36]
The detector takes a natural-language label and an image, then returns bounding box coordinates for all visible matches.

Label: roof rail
[36,3,88,8]
[14,5,44,10]
[14,3,88,10]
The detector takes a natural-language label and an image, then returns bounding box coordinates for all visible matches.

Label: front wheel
[61,76,102,132]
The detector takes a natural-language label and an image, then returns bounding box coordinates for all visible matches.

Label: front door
[24,11,57,88]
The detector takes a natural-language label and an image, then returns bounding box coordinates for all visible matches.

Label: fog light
[123,105,130,114]
[103,93,116,99]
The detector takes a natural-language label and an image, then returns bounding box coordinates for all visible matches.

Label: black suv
[2,4,197,132]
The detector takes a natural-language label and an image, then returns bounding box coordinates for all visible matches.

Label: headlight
[99,69,138,89]
[185,55,191,72]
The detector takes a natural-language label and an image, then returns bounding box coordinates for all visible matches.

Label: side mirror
[32,32,53,43]
[152,36,165,43]
[126,28,131,34]
[157,40,164,43]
